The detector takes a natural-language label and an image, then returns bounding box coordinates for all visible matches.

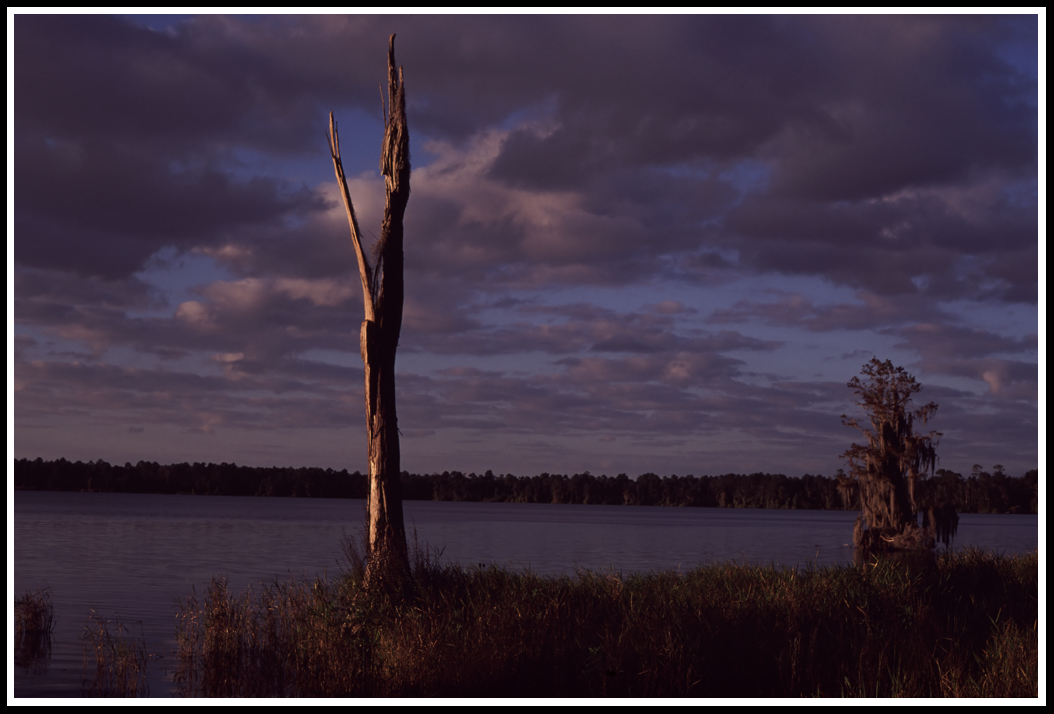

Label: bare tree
[839,358,951,552]
[327,35,411,587]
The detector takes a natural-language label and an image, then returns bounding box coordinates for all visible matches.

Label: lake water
[12,491,1039,698]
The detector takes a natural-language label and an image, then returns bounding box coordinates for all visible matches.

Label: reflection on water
[14,491,1037,698]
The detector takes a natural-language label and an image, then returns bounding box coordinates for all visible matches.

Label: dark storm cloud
[887,324,1037,399]
[476,16,833,181]
[392,360,858,467]
[402,362,719,437]
[15,265,363,365]
[13,14,1038,475]
[16,14,1037,293]
[16,14,343,280]
[706,306,1042,402]
[15,140,325,279]
[721,183,1037,299]
[917,357,1037,401]
[401,298,779,357]
[14,356,361,432]
[16,15,375,151]
[892,323,1036,361]
[15,267,160,317]
[709,291,952,332]
[764,16,1036,202]
[395,298,806,445]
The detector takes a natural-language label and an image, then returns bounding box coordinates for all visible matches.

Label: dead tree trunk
[327,35,411,588]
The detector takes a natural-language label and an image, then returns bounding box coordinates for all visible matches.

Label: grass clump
[15,587,55,673]
[174,575,372,697]
[81,611,151,697]
[173,546,1038,698]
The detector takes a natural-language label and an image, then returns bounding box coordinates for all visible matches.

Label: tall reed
[173,547,1038,698]
[15,587,55,674]
[81,611,150,697]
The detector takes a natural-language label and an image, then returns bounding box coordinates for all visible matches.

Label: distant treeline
[12,458,1038,515]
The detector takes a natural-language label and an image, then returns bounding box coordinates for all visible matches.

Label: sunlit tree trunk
[327,35,410,588]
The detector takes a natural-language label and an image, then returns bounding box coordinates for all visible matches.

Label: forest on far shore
[12,458,1038,515]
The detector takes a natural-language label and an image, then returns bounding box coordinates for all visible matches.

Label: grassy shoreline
[169,547,1038,698]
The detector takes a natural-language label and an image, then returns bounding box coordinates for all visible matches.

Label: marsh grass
[81,611,151,697]
[15,587,55,673]
[173,546,1037,698]
[174,574,372,697]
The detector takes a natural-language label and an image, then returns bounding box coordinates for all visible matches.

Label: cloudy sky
[10,13,1042,479]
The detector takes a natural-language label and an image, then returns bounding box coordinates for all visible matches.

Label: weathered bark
[841,359,946,553]
[327,35,410,587]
